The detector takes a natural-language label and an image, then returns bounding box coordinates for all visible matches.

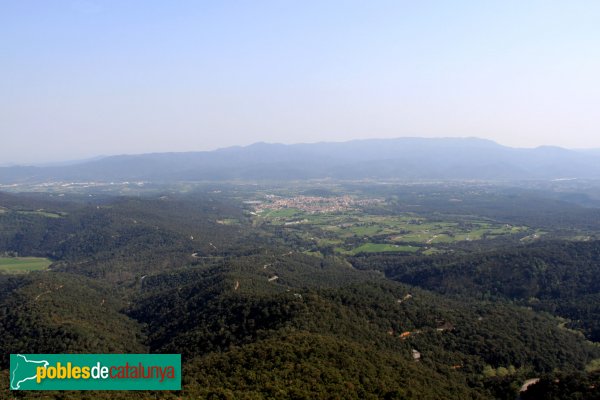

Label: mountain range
[2,137,600,183]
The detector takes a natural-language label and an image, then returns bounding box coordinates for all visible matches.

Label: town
[254,194,384,214]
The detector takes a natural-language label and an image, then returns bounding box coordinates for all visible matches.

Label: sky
[1,0,600,165]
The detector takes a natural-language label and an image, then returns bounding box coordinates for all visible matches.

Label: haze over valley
[3,138,600,185]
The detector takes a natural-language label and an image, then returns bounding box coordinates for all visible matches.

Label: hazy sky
[2,1,600,164]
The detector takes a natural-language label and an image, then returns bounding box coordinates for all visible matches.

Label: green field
[17,210,63,218]
[257,207,530,255]
[0,257,52,273]
[216,218,241,225]
[343,243,419,255]
[259,208,303,218]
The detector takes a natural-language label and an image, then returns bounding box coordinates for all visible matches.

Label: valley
[1,182,600,398]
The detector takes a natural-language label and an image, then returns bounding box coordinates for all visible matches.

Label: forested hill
[353,240,600,341]
[2,190,600,399]
[2,137,600,183]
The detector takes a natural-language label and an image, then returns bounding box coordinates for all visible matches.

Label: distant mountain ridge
[2,137,600,183]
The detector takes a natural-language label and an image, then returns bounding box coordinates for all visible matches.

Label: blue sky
[1,1,600,164]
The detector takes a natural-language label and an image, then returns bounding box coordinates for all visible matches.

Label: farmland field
[256,204,531,255]
[0,257,52,273]
[340,243,419,255]
[17,210,63,218]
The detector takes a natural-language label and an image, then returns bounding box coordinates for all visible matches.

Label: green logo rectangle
[10,354,181,390]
